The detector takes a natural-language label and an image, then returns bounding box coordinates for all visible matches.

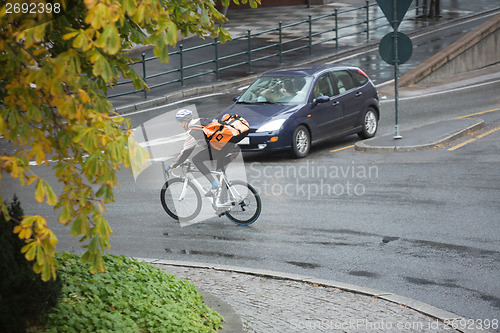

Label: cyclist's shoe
[215,208,228,217]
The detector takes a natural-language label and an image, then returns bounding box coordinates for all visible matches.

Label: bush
[40,252,223,332]
[0,195,62,333]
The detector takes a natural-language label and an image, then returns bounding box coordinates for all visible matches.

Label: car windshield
[237,75,313,105]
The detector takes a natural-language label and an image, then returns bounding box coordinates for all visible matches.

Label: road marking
[448,126,500,151]
[379,79,500,103]
[330,145,354,153]
[453,107,500,119]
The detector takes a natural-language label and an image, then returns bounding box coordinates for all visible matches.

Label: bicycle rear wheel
[224,180,261,225]
[160,178,201,222]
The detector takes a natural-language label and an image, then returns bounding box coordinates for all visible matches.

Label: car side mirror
[233,96,240,102]
[313,95,330,105]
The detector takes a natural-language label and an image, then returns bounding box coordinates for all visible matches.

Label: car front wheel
[358,107,378,139]
[291,125,310,158]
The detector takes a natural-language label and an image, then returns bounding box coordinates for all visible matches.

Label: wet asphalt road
[5,78,499,327]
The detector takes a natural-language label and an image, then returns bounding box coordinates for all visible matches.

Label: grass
[30,252,223,333]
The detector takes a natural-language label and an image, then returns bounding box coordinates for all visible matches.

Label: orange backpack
[203,114,250,150]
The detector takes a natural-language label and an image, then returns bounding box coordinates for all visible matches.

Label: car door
[309,73,343,139]
[332,70,364,132]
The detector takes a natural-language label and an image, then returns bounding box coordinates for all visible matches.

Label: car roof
[262,64,357,78]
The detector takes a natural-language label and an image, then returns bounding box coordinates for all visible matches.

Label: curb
[136,258,488,333]
[196,289,243,333]
[354,118,485,152]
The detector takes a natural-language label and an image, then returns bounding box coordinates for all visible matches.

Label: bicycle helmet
[175,109,193,122]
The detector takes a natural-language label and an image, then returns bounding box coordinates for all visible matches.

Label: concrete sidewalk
[141,259,483,333]
[355,117,485,152]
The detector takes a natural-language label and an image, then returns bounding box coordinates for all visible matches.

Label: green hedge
[38,253,224,332]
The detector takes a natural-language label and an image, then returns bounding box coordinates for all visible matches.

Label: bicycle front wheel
[224,180,261,226]
[160,178,202,222]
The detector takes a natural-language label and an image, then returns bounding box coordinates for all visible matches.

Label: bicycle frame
[162,159,261,225]
[173,163,242,210]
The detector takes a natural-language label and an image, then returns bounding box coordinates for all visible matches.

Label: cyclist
[164,109,238,196]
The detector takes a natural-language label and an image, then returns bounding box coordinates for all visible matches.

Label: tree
[0,0,260,281]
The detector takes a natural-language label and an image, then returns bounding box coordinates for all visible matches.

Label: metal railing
[108,0,427,99]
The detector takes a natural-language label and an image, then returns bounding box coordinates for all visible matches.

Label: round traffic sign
[379,32,413,65]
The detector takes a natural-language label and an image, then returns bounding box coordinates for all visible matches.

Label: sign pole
[392,0,402,139]
[377,0,412,139]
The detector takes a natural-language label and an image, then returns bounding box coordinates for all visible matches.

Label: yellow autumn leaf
[43,180,58,206]
[62,31,79,40]
[23,242,38,261]
[35,179,45,203]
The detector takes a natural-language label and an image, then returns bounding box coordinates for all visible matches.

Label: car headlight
[256,119,286,133]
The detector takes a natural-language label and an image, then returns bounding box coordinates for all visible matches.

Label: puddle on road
[285,261,321,269]
[348,270,379,278]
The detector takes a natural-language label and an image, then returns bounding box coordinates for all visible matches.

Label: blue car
[219,64,380,158]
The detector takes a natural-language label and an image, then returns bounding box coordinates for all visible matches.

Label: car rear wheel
[291,125,310,158]
[358,107,378,139]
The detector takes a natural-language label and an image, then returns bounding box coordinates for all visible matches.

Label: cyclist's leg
[192,147,217,185]
[216,144,239,171]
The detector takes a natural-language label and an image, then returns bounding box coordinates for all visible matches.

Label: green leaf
[71,216,82,236]
[84,131,98,151]
[152,34,170,63]
[41,261,52,281]
[122,0,137,16]
[92,53,114,82]
[88,234,100,254]
[97,24,120,55]
[83,155,98,177]
[73,32,90,51]
[200,8,210,27]
[59,203,74,224]
[81,251,91,264]
[72,126,92,143]
[165,21,178,45]
[36,245,45,266]
[107,26,121,55]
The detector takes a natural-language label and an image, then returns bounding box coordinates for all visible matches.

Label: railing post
[279,21,283,64]
[142,53,147,99]
[334,9,339,49]
[366,0,370,42]
[214,37,220,81]
[308,15,312,56]
[247,29,252,73]
[179,44,184,87]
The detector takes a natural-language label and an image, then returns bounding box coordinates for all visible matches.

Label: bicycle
[160,159,261,225]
